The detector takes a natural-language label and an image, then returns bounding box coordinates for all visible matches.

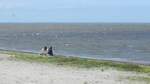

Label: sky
[0,0,150,23]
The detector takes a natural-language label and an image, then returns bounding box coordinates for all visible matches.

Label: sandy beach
[0,53,149,84]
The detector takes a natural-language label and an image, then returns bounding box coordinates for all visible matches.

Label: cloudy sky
[0,0,150,22]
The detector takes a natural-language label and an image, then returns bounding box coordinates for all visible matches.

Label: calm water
[0,23,150,64]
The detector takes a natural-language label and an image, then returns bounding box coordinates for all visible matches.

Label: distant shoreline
[0,22,150,24]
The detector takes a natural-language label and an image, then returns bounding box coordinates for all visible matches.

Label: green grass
[2,50,150,73]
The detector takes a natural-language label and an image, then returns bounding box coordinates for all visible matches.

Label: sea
[0,23,150,64]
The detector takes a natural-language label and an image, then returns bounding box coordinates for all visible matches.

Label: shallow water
[0,23,150,64]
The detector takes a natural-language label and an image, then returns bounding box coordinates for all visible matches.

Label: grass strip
[2,50,150,73]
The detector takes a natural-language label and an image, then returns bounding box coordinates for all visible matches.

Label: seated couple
[40,46,53,56]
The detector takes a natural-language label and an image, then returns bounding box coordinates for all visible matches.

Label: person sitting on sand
[40,46,48,55]
[48,46,54,56]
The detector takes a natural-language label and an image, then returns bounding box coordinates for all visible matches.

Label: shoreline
[0,49,150,66]
[0,52,150,84]
[1,49,150,73]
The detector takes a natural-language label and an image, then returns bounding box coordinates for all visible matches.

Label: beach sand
[0,53,149,84]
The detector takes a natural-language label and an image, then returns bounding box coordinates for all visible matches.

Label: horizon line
[0,22,150,24]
